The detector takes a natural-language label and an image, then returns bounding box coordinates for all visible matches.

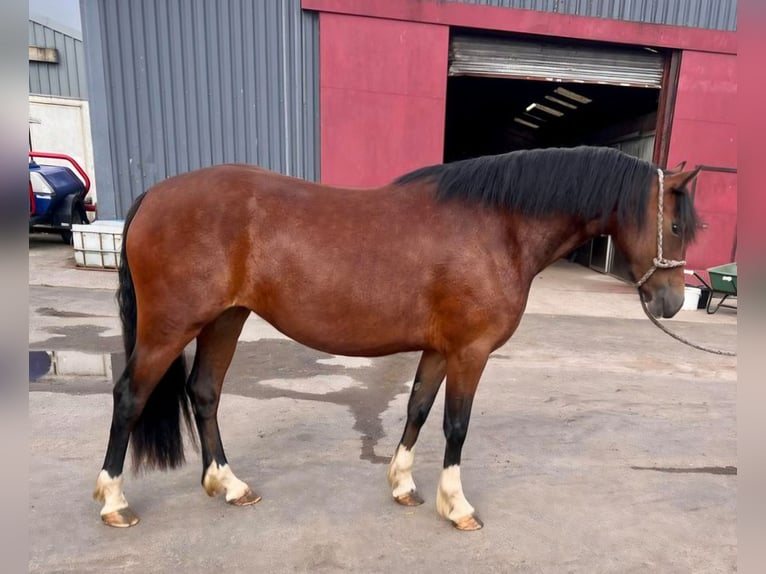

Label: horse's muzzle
[642,285,684,318]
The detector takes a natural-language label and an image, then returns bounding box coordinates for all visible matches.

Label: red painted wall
[667,51,737,270]
[319,13,449,187]
[305,0,736,54]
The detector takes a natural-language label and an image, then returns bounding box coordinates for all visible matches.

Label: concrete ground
[29,234,737,573]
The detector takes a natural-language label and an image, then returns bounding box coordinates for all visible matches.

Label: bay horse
[93,146,701,530]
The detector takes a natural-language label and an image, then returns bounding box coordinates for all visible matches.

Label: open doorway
[443,32,675,281]
[445,78,659,162]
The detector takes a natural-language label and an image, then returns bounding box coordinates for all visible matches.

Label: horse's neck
[505,214,604,276]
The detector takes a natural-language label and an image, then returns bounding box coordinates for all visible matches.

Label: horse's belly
[252,298,430,357]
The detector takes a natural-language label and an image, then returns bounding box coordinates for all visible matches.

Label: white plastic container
[72,220,124,270]
[682,286,701,310]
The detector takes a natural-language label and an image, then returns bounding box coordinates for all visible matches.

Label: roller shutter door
[449,35,665,88]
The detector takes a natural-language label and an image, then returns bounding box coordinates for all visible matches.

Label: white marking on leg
[387,445,417,498]
[203,462,250,501]
[436,465,475,522]
[94,470,129,516]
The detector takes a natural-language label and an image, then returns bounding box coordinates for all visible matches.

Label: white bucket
[682,286,701,310]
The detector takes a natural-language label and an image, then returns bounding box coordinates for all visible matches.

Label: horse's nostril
[640,289,653,303]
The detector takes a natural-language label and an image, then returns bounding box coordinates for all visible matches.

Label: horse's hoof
[394,490,424,507]
[101,507,140,528]
[452,513,484,531]
[227,488,262,507]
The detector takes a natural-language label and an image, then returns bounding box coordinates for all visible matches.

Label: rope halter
[634,169,686,288]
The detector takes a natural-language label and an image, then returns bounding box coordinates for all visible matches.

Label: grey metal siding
[29,19,88,99]
[446,0,736,31]
[81,0,319,219]
[610,135,656,162]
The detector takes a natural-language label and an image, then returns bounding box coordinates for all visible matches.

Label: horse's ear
[665,161,687,174]
[665,166,701,191]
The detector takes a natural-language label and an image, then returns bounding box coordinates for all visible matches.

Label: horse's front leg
[435,346,489,531]
[388,350,446,506]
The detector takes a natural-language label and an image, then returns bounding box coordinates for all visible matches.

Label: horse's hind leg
[388,350,446,506]
[94,335,195,527]
[186,307,260,506]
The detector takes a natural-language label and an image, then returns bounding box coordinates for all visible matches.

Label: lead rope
[635,169,736,357]
[639,298,736,356]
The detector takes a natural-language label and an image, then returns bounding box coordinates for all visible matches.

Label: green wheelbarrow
[686,263,737,315]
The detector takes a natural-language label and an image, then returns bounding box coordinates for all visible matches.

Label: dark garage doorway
[443,32,676,281]
[444,77,660,162]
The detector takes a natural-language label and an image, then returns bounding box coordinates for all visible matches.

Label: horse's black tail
[117,192,195,473]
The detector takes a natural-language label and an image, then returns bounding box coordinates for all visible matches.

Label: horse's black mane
[394,146,698,239]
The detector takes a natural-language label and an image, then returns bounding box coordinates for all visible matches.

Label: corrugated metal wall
[610,135,656,162]
[447,0,736,31]
[29,19,88,99]
[81,0,319,219]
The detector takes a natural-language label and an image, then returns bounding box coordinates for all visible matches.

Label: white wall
[29,95,97,211]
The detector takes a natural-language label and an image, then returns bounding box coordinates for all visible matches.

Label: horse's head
[614,163,702,318]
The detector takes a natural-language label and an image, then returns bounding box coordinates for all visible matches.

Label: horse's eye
[671,222,680,236]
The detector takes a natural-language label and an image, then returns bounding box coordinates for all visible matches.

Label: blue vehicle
[29,151,91,243]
